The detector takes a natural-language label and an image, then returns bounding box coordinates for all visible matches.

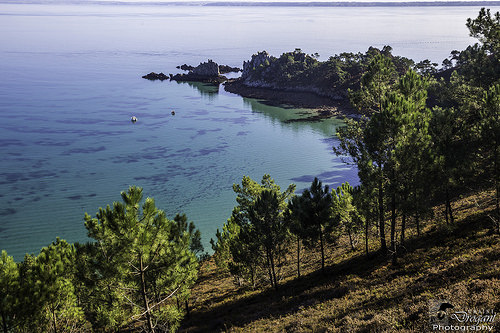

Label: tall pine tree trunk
[378,178,387,253]
[365,218,369,256]
[185,300,190,319]
[445,185,454,224]
[296,238,301,278]
[250,266,255,289]
[415,213,421,236]
[348,227,355,251]
[390,192,397,265]
[269,250,278,290]
[266,251,274,289]
[319,226,325,273]
[444,202,449,224]
[401,212,406,243]
[1,309,8,333]
[495,144,500,233]
[52,307,58,333]
[139,254,155,333]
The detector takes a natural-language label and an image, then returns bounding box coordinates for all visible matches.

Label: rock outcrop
[242,51,273,82]
[142,72,169,81]
[218,64,241,74]
[191,59,220,77]
[145,60,228,84]
[171,60,226,84]
[177,63,241,74]
[177,64,195,71]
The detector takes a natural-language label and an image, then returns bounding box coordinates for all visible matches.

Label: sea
[1,2,497,260]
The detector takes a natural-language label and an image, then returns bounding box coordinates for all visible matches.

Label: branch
[131,285,182,320]
[120,291,143,310]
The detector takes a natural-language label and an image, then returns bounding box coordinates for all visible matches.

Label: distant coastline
[2,0,500,7]
[204,1,500,7]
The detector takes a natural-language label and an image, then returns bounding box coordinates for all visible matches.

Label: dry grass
[180,190,500,332]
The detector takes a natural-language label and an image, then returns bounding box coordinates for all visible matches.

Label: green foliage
[244,47,412,99]
[247,190,289,289]
[83,186,199,332]
[289,178,336,272]
[332,182,361,250]
[451,8,500,87]
[210,217,240,274]
[211,175,295,287]
[466,8,500,54]
[12,239,88,333]
[336,69,434,254]
[172,213,204,257]
[34,238,85,333]
[414,59,438,76]
[349,53,398,114]
[480,83,500,230]
[0,251,18,333]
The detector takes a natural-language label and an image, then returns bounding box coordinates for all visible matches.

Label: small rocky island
[143,60,240,85]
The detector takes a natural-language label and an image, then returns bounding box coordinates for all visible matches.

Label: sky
[94,0,499,2]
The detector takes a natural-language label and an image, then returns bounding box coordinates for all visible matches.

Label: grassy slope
[180,190,500,332]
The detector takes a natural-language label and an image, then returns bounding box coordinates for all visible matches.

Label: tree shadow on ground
[180,208,498,332]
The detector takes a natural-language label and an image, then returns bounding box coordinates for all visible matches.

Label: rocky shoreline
[223,79,358,121]
[142,57,359,120]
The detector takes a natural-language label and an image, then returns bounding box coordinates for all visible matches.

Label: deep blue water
[1,3,497,260]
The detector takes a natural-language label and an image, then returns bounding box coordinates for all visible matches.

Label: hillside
[180,190,499,332]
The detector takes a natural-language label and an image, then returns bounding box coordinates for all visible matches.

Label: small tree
[211,175,295,287]
[247,190,289,290]
[291,178,336,273]
[286,195,307,278]
[0,251,18,333]
[352,185,377,255]
[15,239,87,333]
[332,182,360,251]
[84,186,199,332]
[480,84,500,232]
[349,53,398,115]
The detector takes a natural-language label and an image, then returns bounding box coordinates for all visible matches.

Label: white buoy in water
[131,116,138,123]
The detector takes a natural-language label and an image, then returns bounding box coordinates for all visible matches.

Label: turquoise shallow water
[0,49,355,260]
[1,3,497,260]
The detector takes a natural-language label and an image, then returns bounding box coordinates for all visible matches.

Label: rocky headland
[224,78,354,121]
[222,47,420,119]
[223,50,363,119]
[143,47,416,119]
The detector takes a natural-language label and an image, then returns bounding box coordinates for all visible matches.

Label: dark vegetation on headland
[1,8,499,333]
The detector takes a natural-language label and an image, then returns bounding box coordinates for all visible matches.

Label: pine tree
[351,185,377,255]
[480,83,500,232]
[84,186,199,332]
[286,195,307,278]
[0,251,18,333]
[247,190,289,290]
[349,53,398,115]
[211,175,295,287]
[291,178,336,273]
[332,182,360,251]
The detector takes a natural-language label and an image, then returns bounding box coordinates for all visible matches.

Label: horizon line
[2,0,500,7]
